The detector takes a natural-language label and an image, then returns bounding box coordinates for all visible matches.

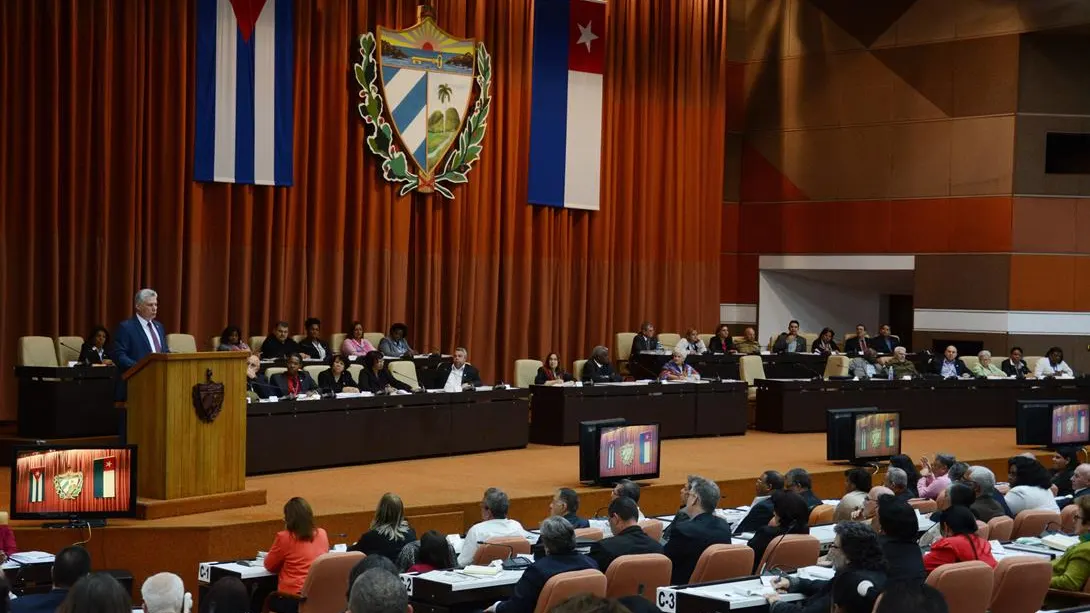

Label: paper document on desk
[10,552,54,564]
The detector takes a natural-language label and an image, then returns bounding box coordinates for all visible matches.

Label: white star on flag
[577,21,598,52]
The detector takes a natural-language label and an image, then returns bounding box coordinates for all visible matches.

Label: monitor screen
[598,424,660,481]
[578,418,626,482]
[1052,404,1090,445]
[826,407,877,462]
[11,446,137,519]
[854,412,900,459]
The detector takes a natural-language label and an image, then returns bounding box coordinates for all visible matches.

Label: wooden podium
[123,352,266,518]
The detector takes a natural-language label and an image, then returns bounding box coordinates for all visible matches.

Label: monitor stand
[42,518,107,529]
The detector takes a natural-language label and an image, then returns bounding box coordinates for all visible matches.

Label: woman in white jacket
[1004,456,1060,515]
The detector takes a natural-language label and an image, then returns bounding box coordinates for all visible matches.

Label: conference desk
[754,377,1090,433]
[15,365,119,437]
[246,388,529,474]
[528,381,747,445]
[627,352,829,381]
[258,354,454,389]
[405,569,522,613]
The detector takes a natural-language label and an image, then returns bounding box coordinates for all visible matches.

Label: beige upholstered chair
[265,367,287,380]
[799,332,818,349]
[292,334,305,343]
[515,359,543,388]
[606,553,672,599]
[808,504,835,525]
[698,333,714,347]
[265,551,364,613]
[1063,503,1081,534]
[925,560,994,613]
[364,332,385,349]
[533,569,607,613]
[167,333,197,353]
[637,519,663,542]
[1024,356,1043,375]
[250,336,267,354]
[55,336,83,364]
[657,333,680,348]
[689,544,753,583]
[989,556,1052,613]
[1011,509,1060,539]
[757,534,820,572]
[961,356,980,372]
[473,537,531,565]
[330,333,347,354]
[615,332,637,362]
[987,515,1014,542]
[19,336,60,367]
[388,360,419,388]
[975,520,990,540]
[347,364,364,383]
[303,365,326,381]
[209,336,221,350]
[573,359,588,381]
[574,527,604,541]
[739,355,765,401]
[823,355,849,378]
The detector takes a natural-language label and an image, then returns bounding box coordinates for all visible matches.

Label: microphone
[60,341,90,365]
[592,506,609,520]
[794,361,825,381]
[758,519,799,574]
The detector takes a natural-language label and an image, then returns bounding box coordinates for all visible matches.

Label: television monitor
[578,418,626,482]
[854,412,901,461]
[1052,403,1090,446]
[11,445,138,524]
[826,407,877,463]
[596,423,660,483]
[1016,400,1086,447]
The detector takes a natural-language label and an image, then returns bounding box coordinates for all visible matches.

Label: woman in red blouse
[263,497,330,606]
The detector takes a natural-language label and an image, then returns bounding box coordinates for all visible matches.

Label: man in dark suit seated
[485,516,597,613]
[664,475,700,540]
[435,347,483,390]
[589,497,664,572]
[928,345,971,378]
[664,476,734,584]
[261,321,301,359]
[631,322,660,354]
[549,488,590,529]
[734,470,784,535]
[11,545,91,613]
[883,468,914,504]
[1058,464,1090,509]
[785,468,822,510]
[843,324,870,355]
[269,354,319,398]
[582,346,622,383]
[871,324,899,354]
[298,317,330,361]
[112,288,170,371]
[771,320,806,353]
[246,354,276,400]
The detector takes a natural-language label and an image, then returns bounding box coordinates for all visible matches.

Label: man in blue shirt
[929,345,970,378]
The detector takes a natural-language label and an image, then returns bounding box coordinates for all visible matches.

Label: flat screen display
[11,446,137,518]
[598,424,660,480]
[854,412,900,459]
[1052,404,1090,445]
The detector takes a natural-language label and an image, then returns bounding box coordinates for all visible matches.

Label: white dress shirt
[457,518,528,567]
[1004,485,1059,515]
[1035,359,1074,378]
[137,314,161,353]
[445,364,467,391]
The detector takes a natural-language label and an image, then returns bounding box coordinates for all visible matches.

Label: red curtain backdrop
[0,0,727,419]
[15,449,133,515]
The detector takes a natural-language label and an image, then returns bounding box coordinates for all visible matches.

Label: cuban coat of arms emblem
[54,470,85,500]
[355,7,492,198]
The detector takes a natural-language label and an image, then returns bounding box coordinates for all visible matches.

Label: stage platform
[6,428,1029,598]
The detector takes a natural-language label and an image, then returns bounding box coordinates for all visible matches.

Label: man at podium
[113,288,169,370]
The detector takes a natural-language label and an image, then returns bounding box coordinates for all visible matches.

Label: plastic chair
[758,534,820,572]
[1063,503,1080,534]
[533,569,607,613]
[925,560,994,613]
[908,499,938,514]
[605,553,671,599]
[264,551,363,613]
[515,359,543,388]
[1011,509,1061,539]
[473,537,530,565]
[987,515,1014,542]
[574,528,604,541]
[808,504,834,525]
[989,556,1052,613]
[637,520,663,542]
[688,544,753,583]
[388,360,419,388]
[19,336,59,367]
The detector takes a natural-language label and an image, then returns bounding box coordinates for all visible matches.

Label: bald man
[852,486,895,521]
[929,345,970,378]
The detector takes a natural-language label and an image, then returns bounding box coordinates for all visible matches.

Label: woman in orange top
[263,497,329,604]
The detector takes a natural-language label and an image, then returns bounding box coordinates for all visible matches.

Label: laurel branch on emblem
[354,33,492,199]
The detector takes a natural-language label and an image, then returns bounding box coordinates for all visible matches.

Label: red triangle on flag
[229,0,269,43]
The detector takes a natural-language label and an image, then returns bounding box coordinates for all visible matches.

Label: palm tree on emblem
[437,83,452,106]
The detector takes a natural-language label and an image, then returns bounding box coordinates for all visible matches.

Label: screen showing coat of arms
[11,446,136,518]
[854,412,900,459]
[1052,404,1090,445]
[598,424,659,480]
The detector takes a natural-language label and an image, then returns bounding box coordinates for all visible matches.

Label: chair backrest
[637,520,663,542]
[758,534,820,572]
[606,553,672,599]
[987,515,1014,542]
[330,333,347,354]
[688,544,754,583]
[298,551,365,613]
[1024,356,1043,374]
[1063,503,1081,534]
[56,336,83,365]
[615,332,637,362]
[989,556,1052,613]
[925,560,994,613]
[657,333,680,348]
[388,361,419,388]
[209,336,222,350]
[574,528,604,541]
[1011,509,1061,539]
[473,537,531,565]
[19,336,59,367]
[961,356,980,372]
[573,359,588,380]
[975,520,990,540]
[292,334,306,343]
[909,499,938,514]
[167,333,197,353]
[364,332,385,349]
[265,367,287,379]
[515,359,543,389]
[698,333,714,347]
[739,355,766,385]
[844,333,858,342]
[533,569,607,613]
[799,332,818,349]
[808,504,835,525]
[250,335,267,354]
[304,365,326,381]
[347,364,363,383]
[823,355,849,378]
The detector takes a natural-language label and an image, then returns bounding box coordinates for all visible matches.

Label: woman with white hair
[659,348,700,381]
[141,572,192,613]
[971,351,1005,378]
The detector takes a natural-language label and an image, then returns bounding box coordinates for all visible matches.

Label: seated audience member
[871,325,899,354]
[889,455,922,498]
[1052,447,1080,497]
[923,506,997,572]
[582,346,621,383]
[342,322,377,357]
[708,324,733,354]
[298,317,330,361]
[261,321,300,359]
[317,354,360,394]
[348,555,399,600]
[612,479,646,521]
[734,327,762,355]
[1062,464,1090,507]
[886,347,918,378]
[1050,496,1090,590]
[772,320,806,354]
[875,583,949,613]
[1001,346,1030,378]
[947,462,969,484]
[664,477,733,583]
[747,490,811,574]
[63,573,132,613]
[766,522,886,613]
[929,346,971,378]
[348,568,409,613]
[734,471,784,535]
[835,468,872,522]
[535,353,573,385]
[844,324,870,355]
[848,349,886,379]
[437,347,483,390]
[851,486,894,522]
[406,530,454,573]
[350,493,416,562]
[140,572,190,613]
[264,497,330,600]
[876,495,926,587]
[1037,346,1074,378]
[970,350,1005,378]
[216,325,250,352]
[245,354,274,401]
[199,577,248,613]
[549,488,589,529]
[918,483,975,548]
[379,323,415,358]
[786,468,822,510]
[659,348,700,381]
[964,466,1009,521]
[665,475,700,539]
[458,488,528,567]
[359,351,411,393]
[811,328,838,356]
[676,328,707,355]
[269,355,318,398]
[631,322,660,354]
[589,497,664,572]
[917,454,956,500]
[1005,455,1060,514]
[485,517,597,613]
[11,545,90,613]
[882,467,912,503]
[79,325,114,365]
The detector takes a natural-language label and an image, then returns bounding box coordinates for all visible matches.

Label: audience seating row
[929,557,1052,613]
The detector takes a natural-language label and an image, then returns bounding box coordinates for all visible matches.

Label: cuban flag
[94,456,116,499]
[528,0,606,211]
[29,469,44,504]
[195,0,295,186]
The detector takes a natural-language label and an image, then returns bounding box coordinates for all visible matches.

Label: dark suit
[1060,488,1090,509]
[260,336,301,359]
[631,335,660,354]
[772,333,806,354]
[435,363,483,388]
[563,513,590,529]
[971,495,1007,522]
[269,371,318,397]
[881,536,925,587]
[664,512,734,584]
[494,552,598,613]
[708,337,733,354]
[589,525,664,572]
[810,339,839,355]
[247,373,276,399]
[317,369,357,394]
[843,336,871,355]
[798,489,822,511]
[929,357,971,378]
[1001,359,1030,377]
[534,367,573,385]
[78,343,111,365]
[10,588,69,613]
[582,360,621,383]
[298,338,330,361]
[871,335,900,354]
[113,316,169,370]
[358,368,411,393]
[733,496,775,535]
